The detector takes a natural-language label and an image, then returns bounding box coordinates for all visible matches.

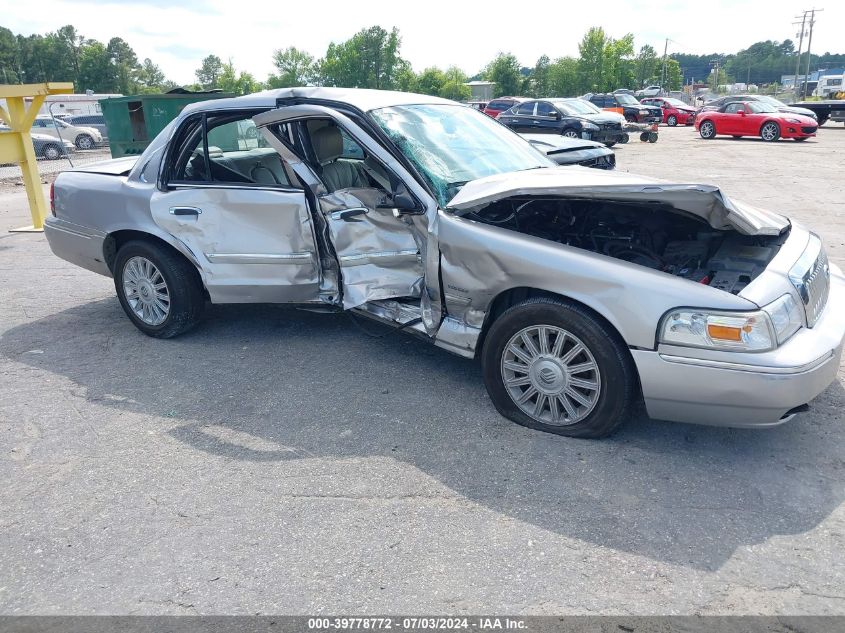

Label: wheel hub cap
[122,256,170,326]
[501,325,601,426]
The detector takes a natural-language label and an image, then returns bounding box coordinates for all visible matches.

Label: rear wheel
[699,120,716,139]
[760,121,780,142]
[114,240,205,338]
[481,298,637,438]
[42,143,61,160]
[667,114,677,126]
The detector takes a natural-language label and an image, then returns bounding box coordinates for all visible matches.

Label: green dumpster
[99,90,234,158]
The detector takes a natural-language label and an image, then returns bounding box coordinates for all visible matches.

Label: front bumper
[632,265,845,428]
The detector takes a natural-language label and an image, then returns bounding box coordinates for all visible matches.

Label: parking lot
[1,125,844,615]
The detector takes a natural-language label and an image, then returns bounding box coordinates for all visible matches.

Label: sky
[4,0,841,85]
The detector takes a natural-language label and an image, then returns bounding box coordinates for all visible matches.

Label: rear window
[487,100,513,111]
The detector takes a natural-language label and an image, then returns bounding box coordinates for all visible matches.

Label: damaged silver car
[45,88,844,438]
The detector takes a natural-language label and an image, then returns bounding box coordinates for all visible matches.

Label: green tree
[219,59,262,95]
[0,27,21,83]
[548,56,579,96]
[577,27,608,92]
[665,58,682,91]
[196,54,223,89]
[319,26,406,89]
[483,53,522,97]
[439,66,470,101]
[604,33,635,90]
[56,25,86,80]
[531,55,551,97]
[138,58,166,91]
[107,37,140,94]
[415,66,446,96]
[635,44,658,88]
[77,40,117,92]
[268,46,315,87]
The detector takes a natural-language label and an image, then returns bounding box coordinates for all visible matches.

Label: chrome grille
[789,235,830,328]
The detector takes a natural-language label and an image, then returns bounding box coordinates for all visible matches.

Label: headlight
[660,295,805,352]
[764,294,803,344]
[639,110,649,115]
[785,118,801,123]
[660,309,775,351]
[582,122,599,130]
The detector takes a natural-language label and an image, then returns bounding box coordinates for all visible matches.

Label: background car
[700,95,817,121]
[67,113,109,141]
[635,85,663,98]
[482,97,526,118]
[696,101,818,142]
[497,98,626,146]
[519,133,615,169]
[641,97,696,126]
[0,124,76,160]
[31,116,103,150]
[587,93,662,123]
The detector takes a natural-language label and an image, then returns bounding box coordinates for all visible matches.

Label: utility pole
[793,12,807,95]
[661,38,669,89]
[802,8,823,99]
[710,59,720,93]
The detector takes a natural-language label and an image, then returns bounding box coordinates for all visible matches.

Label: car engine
[471,198,786,294]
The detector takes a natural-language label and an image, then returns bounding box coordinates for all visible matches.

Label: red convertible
[641,97,696,126]
[695,101,818,142]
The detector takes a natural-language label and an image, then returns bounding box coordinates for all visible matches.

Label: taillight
[49,182,55,216]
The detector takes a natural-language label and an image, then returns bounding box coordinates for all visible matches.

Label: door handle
[169,206,202,216]
[330,207,369,222]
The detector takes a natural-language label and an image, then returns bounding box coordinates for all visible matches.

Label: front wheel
[481,298,637,438]
[699,120,716,139]
[75,133,94,150]
[114,240,205,338]
[760,121,780,142]
[561,128,580,138]
[667,115,677,126]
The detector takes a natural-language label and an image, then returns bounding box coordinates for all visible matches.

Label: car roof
[182,87,456,117]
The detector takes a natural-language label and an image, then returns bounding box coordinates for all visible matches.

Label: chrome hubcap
[122,256,170,326]
[762,124,777,140]
[501,325,601,426]
[702,122,714,136]
[563,130,578,138]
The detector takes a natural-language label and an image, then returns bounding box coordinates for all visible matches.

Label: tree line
[2,23,845,99]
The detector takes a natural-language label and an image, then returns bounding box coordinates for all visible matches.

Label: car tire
[667,115,677,126]
[561,128,580,138]
[648,132,658,143]
[699,120,716,139]
[114,240,205,339]
[817,115,829,126]
[619,134,629,144]
[760,121,780,142]
[75,134,94,150]
[42,143,61,160]
[481,297,637,439]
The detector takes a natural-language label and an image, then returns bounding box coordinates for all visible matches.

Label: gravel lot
[1,126,844,615]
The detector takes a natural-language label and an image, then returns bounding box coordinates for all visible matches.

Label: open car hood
[445,168,789,236]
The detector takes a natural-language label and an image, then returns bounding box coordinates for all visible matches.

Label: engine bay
[470,197,788,294]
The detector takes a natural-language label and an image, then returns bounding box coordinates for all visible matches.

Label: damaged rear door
[254,106,428,310]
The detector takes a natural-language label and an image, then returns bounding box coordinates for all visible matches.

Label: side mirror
[377,177,422,214]
[737,109,746,116]
[550,112,561,120]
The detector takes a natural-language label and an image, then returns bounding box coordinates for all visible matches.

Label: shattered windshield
[369,104,551,207]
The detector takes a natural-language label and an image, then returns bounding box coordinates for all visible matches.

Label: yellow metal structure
[0,82,74,231]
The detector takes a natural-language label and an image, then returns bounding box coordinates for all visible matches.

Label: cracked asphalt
[1,125,844,615]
